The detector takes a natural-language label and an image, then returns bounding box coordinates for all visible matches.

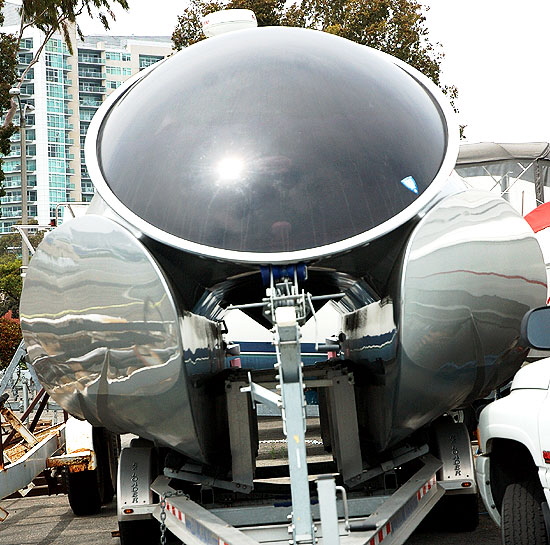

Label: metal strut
[274,304,315,544]
[270,266,315,544]
[240,266,317,544]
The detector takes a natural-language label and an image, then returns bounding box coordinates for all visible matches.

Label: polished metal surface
[86,26,459,264]
[19,215,226,464]
[341,190,547,452]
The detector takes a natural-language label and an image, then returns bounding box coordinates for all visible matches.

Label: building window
[79,67,102,78]
[121,53,131,62]
[17,67,34,80]
[48,143,66,158]
[46,53,66,68]
[18,52,33,65]
[122,67,132,76]
[47,83,65,98]
[48,159,67,173]
[78,54,102,64]
[107,80,121,89]
[105,51,121,61]
[47,98,65,113]
[139,54,164,69]
[106,66,122,75]
[80,110,96,121]
[20,38,33,49]
[47,114,66,128]
[46,68,61,83]
[48,129,66,143]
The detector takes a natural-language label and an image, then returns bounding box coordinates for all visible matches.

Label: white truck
[477,306,550,545]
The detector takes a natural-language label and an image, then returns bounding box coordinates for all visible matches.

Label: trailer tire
[66,469,102,516]
[118,519,160,545]
[420,493,479,532]
[501,480,549,545]
[93,427,116,505]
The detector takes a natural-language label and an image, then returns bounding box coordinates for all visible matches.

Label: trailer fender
[433,417,477,494]
[117,446,155,522]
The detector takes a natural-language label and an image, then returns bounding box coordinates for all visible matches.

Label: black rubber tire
[501,480,549,545]
[420,493,479,532]
[118,519,160,545]
[93,427,115,505]
[66,469,102,516]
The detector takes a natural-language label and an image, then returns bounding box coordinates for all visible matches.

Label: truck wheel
[118,519,160,545]
[501,480,549,545]
[66,469,102,516]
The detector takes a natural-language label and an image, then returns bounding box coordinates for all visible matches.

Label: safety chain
[159,489,188,545]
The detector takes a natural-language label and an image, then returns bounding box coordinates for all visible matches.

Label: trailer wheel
[66,469,102,516]
[118,519,160,545]
[420,493,479,532]
[93,427,116,505]
[501,480,549,545]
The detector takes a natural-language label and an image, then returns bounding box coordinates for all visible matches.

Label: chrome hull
[20,215,228,465]
[18,27,548,469]
[340,190,547,452]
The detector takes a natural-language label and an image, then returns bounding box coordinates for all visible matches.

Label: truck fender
[478,390,547,467]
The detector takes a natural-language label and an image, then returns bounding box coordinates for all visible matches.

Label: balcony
[78,55,105,65]
[78,69,103,80]
[80,99,102,108]
[79,85,105,94]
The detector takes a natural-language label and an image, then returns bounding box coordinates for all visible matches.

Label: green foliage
[0,220,45,259]
[0,256,23,318]
[171,0,457,106]
[20,0,130,53]
[0,315,22,369]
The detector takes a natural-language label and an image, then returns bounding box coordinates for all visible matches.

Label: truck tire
[501,480,549,545]
[66,469,102,516]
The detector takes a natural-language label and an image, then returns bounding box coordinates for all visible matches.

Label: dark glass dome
[94,27,450,257]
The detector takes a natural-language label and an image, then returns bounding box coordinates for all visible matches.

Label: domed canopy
[91,27,454,261]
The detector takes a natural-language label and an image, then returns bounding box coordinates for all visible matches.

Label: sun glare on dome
[217,157,244,182]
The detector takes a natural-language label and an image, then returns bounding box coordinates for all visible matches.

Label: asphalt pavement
[0,493,500,545]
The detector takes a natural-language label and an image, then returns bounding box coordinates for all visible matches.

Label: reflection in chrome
[20,215,226,464]
[339,191,546,452]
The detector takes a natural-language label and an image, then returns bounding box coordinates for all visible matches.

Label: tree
[172,0,458,108]
[0,313,22,369]
[0,219,45,258]
[1,0,130,194]
[0,255,22,318]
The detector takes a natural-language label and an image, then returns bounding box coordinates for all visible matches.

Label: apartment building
[1,4,172,233]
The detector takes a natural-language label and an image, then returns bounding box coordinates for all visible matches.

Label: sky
[78,0,550,144]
